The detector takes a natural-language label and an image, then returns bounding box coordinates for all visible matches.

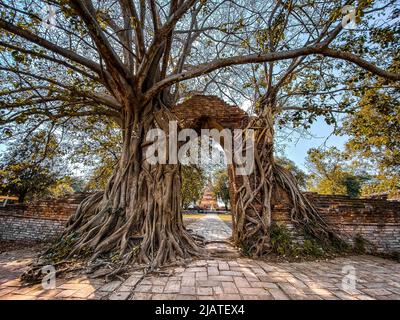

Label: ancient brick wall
[272,189,400,253]
[1,186,399,254]
[0,216,66,241]
[0,193,87,241]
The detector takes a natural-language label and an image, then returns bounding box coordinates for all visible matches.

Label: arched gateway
[170,94,341,257]
[171,94,250,239]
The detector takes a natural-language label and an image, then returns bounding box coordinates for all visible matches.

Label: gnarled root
[234,162,345,257]
[273,165,343,247]
[21,164,204,283]
[233,114,344,257]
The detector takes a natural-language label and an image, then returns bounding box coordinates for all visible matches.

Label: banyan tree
[0,0,398,274]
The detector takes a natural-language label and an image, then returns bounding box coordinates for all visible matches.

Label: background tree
[342,76,400,196]
[69,117,122,191]
[306,147,369,197]
[0,0,399,271]
[181,165,206,209]
[212,169,230,210]
[0,131,62,202]
[47,176,86,198]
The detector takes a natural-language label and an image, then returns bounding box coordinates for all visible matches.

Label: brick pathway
[186,214,232,242]
[1,216,399,300]
[1,246,399,300]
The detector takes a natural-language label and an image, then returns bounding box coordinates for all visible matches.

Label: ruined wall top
[171,94,249,130]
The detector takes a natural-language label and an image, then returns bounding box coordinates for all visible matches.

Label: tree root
[233,115,346,257]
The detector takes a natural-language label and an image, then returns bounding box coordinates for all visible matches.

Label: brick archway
[171,94,249,221]
[171,94,249,131]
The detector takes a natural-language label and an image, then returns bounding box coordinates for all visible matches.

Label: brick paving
[0,215,399,300]
[1,248,400,300]
[186,214,232,242]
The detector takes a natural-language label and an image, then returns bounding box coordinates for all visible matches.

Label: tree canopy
[1,0,399,143]
[2,0,399,271]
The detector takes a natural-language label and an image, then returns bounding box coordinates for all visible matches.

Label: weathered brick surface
[172,94,249,130]
[0,216,65,241]
[0,193,87,241]
[2,246,400,300]
[272,188,400,253]
[1,188,399,253]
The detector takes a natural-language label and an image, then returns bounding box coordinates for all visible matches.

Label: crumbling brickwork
[0,193,87,241]
[0,216,65,241]
[172,94,249,130]
[272,189,400,253]
[1,190,399,254]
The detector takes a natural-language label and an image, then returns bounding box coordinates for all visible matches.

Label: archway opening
[180,133,234,246]
[171,94,250,255]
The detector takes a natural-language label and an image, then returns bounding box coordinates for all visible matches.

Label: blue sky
[282,117,347,171]
[240,100,347,172]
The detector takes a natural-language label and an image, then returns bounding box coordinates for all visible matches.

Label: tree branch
[0,41,99,81]
[70,1,130,80]
[145,45,400,102]
[0,18,103,75]
[320,47,399,81]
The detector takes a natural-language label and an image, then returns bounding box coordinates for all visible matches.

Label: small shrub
[239,242,252,257]
[302,239,324,258]
[388,251,400,262]
[270,223,294,256]
[353,234,366,254]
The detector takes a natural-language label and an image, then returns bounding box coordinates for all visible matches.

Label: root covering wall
[272,189,400,253]
[0,191,399,254]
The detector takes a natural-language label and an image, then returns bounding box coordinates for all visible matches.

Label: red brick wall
[0,193,87,221]
[272,189,400,253]
[172,94,249,130]
[0,193,88,241]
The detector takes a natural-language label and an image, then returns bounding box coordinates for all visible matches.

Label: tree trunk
[233,107,342,257]
[233,109,275,256]
[61,106,203,268]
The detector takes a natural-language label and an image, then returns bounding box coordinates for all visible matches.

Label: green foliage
[302,239,324,258]
[44,232,81,264]
[390,251,400,262]
[342,77,400,196]
[270,223,297,256]
[269,223,343,259]
[181,165,207,209]
[67,117,122,191]
[47,176,85,198]
[306,147,369,197]
[239,242,252,257]
[361,174,400,198]
[353,234,367,254]
[0,131,65,202]
[212,169,230,209]
[84,157,117,191]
